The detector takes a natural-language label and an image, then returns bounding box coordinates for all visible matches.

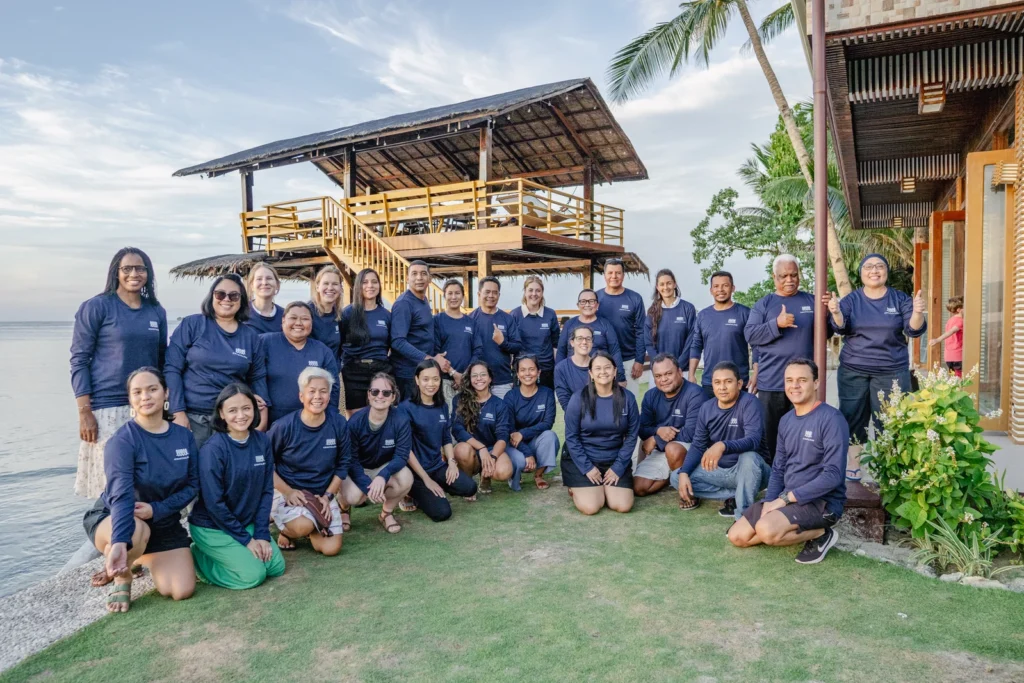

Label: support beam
[582,161,594,230]
[431,139,473,180]
[493,129,529,174]
[477,250,492,277]
[582,266,594,290]
[241,171,254,252]
[507,165,585,180]
[342,147,357,199]
[547,104,611,184]
[812,0,828,402]
[432,259,592,276]
[379,149,422,187]
[478,125,493,182]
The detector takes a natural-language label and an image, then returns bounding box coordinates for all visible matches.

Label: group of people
[71,246,928,612]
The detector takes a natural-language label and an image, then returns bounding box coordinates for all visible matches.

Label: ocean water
[0,322,96,596]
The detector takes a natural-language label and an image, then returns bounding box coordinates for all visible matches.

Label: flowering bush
[862,367,1004,540]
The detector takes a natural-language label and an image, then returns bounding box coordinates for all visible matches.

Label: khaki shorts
[634,442,691,481]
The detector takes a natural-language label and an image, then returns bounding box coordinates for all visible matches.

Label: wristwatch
[777,494,790,506]
[326,492,336,502]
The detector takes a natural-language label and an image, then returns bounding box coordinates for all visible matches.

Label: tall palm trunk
[735,0,852,296]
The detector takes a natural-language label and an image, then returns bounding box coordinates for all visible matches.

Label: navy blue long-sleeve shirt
[766,403,849,517]
[261,332,339,424]
[564,390,640,477]
[554,358,591,410]
[680,391,767,475]
[309,304,342,359]
[101,421,198,547]
[400,399,452,474]
[511,306,560,372]
[267,410,350,495]
[390,290,435,379]
[643,299,697,368]
[345,407,412,492]
[189,431,274,545]
[452,394,510,448]
[503,386,556,457]
[690,303,752,386]
[639,381,706,450]
[164,314,269,415]
[469,308,522,386]
[434,311,483,379]
[555,316,625,382]
[340,304,391,365]
[744,292,817,392]
[70,294,168,409]
[830,288,925,374]
[597,289,646,364]
[244,303,284,336]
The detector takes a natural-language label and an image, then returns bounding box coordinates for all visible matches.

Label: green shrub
[911,516,1016,578]
[862,367,1003,540]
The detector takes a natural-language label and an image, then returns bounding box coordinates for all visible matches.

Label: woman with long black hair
[83,367,198,612]
[563,351,639,515]
[643,269,697,367]
[71,247,167,500]
[165,274,269,448]
[452,361,514,495]
[340,268,392,414]
[503,355,559,490]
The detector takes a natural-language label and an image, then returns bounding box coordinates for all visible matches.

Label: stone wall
[811,0,1022,34]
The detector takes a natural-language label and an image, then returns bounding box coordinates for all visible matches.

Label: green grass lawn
[7,487,1024,682]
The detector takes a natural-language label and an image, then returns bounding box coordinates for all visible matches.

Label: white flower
[889,478,898,486]
[934,416,946,424]
[962,513,975,524]
[984,409,1003,419]
[926,429,939,442]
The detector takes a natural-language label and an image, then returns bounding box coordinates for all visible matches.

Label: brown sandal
[535,477,550,490]
[679,497,701,511]
[379,511,401,534]
[339,508,352,533]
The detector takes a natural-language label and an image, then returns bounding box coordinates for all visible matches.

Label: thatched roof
[172,78,648,192]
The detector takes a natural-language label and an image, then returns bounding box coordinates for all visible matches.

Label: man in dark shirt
[727,359,848,564]
[689,271,756,400]
[390,260,449,398]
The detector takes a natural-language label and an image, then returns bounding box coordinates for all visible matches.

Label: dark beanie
[859,253,889,273]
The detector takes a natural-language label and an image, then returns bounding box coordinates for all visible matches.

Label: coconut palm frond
[606,15,692,103]
[742,2,796,54]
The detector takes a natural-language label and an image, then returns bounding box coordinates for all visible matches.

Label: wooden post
[463,273,473,308]
[241,171,254,252]
[478,250,492,277]
[478,125,493,182]
[343,146,357,199]
[582,161,594,240]
[582,264,593,290]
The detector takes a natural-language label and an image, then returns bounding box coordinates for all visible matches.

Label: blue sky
[0,0,811,320]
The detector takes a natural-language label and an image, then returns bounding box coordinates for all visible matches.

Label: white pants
[622,359,645,397]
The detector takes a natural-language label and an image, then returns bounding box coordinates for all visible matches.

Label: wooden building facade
[171,78,649,312]
[799,0,1024,442]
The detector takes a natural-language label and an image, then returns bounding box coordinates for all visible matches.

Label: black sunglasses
[213,290,241,302]
[369,388,395,398]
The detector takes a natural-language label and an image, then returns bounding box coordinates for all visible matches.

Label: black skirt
[344,358,394,409]
[83,499,191,555]
[560,451,633,489]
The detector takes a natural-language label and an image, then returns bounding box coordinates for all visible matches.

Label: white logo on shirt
[885,306,898,315]
[233,347,247,357]
[729,418,738,427]
[174,448,190,460]
[464,326,473,334]
[496,325,506,331]
[536,404,546,411]
[594,330,603,336]
[540,323,549,329]
[149,321,159,330]
[803,430,814,442]
[727,318,737,325]
[255,454,265,465]
[620,304,629,310]
[324,438,336,448]
[384,438,395,447]
[307,361,319,367]
[377,319,387,327]
[439,414,446,422]
[801,306,812,313]
[673,409,681,415]
[484,412,494,420]
[675,316,685,323]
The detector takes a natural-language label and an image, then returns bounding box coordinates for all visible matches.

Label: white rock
[1005,578,1024,593]
[959,576,1006,590]
[939,572,964,583]
[854,549,867,557]
[915,564,937,578]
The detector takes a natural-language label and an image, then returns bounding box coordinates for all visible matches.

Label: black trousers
[409,467,478,522]
[757,390,792,466]
[538,368,555,391]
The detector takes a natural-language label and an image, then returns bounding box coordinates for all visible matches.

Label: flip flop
[679,497,700,511]
[398,497,417,513]
[846,468,862,482]
[277,532,297,551]
[535,478,550,490]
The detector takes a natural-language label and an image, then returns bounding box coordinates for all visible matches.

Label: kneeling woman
[563,352,640,515]
[190,383,285,589]
[267,367,350,556]
[504,355,559,490]
[83,367,198,612]
[403,359,478,521]
[342,373,414,534]
[452,362,514,495]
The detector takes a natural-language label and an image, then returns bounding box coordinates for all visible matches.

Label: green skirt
[191,524,285,590]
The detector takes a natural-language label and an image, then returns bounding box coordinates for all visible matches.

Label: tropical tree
[607,0,854,296]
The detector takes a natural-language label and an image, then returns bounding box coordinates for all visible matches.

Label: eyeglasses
[368,388,395,397]
[119,265,148,275]
[577,299,597,306]
[213,290,241,302]
[574,336,594,343]
[861,263,887,272]
[470,373,490,380]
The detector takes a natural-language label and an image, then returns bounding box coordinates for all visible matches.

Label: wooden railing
[241,178,625,250]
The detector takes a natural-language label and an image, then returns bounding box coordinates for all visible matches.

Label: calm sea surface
[0,322,134,596]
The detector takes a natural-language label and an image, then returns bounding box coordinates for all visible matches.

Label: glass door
[964,149,1014,431]
[926,211,964,370]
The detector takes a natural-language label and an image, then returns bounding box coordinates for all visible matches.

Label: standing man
[744,255,817,464]
[727,358,847,565]
[690,271,756,400]
[597,258,646,397]
[390,261,447,399]
[470,277,522,399]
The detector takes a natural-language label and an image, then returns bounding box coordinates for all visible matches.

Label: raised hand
[776,304,797,329]
[825,292,840,316]
[492,324,505,345]
[913,289,926,314]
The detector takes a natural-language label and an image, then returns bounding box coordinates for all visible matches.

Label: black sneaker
[718,498,736,518]
[795,528,839,564]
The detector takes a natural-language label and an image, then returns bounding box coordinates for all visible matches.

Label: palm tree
[607,0,854,296]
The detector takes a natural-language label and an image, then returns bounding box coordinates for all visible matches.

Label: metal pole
[812,0,828,402]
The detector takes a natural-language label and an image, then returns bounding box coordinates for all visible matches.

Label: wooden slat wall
[1012,78,1024,443]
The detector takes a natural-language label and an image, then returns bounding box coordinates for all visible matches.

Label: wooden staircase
[320,197,448,311]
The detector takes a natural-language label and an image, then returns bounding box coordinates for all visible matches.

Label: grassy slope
[7,401,1024,683]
